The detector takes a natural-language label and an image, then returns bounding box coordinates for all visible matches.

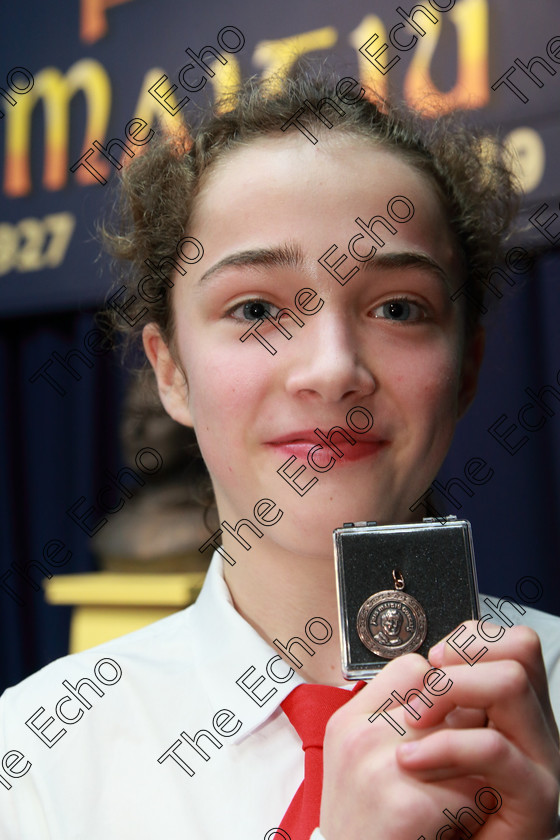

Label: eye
[371,297,426,322]
[227,298,280,322]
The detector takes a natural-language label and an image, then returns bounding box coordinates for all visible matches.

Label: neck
[223,537,345,686]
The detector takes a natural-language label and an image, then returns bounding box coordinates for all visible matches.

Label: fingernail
[398,741,419,758]
[409,695,428,717]
[429,642,444,665]
[444,709,464,728]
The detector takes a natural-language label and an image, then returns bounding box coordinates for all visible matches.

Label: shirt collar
[188,551,306,743]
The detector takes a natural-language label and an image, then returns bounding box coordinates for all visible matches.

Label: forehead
[188,133,462,280]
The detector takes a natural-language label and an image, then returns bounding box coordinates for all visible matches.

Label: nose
[283,309,376,403]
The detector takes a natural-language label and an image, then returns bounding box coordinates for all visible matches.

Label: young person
[1,71,559,840]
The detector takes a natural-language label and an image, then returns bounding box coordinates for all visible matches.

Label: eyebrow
[195,243,304,287]
[360,251,454,293]
[195,243,454,294]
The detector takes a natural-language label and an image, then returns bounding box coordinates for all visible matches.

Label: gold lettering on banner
[123,68,195,163]
[208,57,243,114]
[253,27,338,94]
[503,127,546,194]
[0,212,76,276]
[133,68,188,135]
[349,15,389,104]
[0,2,495,197]
[3,60,111,196]
[80,0,134,44]
[404,0,489,115]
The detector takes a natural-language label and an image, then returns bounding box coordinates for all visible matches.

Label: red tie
[279,681,367,840]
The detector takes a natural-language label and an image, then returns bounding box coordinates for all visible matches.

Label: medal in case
[334,517,480,679]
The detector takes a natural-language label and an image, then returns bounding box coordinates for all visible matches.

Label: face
[144,133,483,560]
[381,611,402,636]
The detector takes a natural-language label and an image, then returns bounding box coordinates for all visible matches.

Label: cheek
[391,338,462,425]
[189,359,250,425]
[175,323,269,456]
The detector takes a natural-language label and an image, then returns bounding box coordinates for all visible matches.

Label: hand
[320,622,560,840]
[396,622,560,840]
[320,651,487,840]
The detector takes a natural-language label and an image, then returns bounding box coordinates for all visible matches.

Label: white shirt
[1,551,559,840]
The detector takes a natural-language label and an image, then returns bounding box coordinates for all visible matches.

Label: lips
[266,429,389,465]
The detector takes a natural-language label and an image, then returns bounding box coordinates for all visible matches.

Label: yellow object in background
[43,572,205,653]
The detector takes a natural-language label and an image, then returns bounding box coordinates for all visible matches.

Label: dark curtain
[1,251,559,694]
[0,310,126,693]
[439,248,560,611]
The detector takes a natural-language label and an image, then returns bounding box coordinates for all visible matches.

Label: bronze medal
[356,569,427,659]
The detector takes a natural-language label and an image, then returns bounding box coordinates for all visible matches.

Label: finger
[397,726,510,780]
[396,726,558,816]
[406,660,560,769]
[339,652,430,721]
[428,621,558,743]
[444,707,488,730]
[397,730,560,840]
